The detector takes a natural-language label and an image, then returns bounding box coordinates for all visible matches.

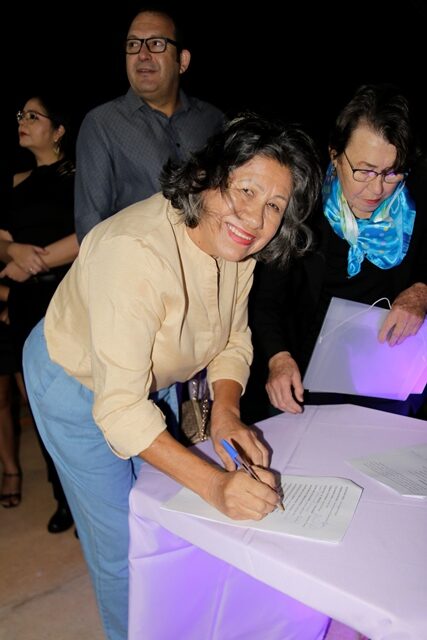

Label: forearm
[413,282,427,309]
[268,350,293,369]
[211,379,242,419]
[140,430,223,502]
[393,282,427,314]
[0,230,14,263]
[141,429,279,520]
[43,234,79,268]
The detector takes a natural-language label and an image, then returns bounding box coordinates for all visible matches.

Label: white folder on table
[303,297,427,400]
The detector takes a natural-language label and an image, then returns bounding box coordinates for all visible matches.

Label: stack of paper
[303,297,427,400]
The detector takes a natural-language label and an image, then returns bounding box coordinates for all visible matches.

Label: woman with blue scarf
[246,84,427,419]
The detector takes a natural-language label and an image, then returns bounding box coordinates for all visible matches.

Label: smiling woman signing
[22,113,321,640]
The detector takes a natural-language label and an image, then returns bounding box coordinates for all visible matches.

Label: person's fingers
[233,431,268,467]
[292,377,305,403]
[244,435,268,466]
[267,384,302,413]
[393,318,423,345]
[214,442,237,471]
[228,473,277,518]
[378,316,395,343]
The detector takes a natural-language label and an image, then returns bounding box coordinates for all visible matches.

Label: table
[129,405,427,639]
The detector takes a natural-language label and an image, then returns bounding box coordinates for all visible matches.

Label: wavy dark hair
[329,84,418,172]
[161,113,322,268]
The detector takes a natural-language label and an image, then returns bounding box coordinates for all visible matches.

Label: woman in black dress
[0,94,78,528]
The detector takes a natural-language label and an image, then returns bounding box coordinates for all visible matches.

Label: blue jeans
[23,320,179,640]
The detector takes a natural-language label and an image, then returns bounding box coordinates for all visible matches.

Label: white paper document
[303,297,427,400]
[350,443,427,497]
[162,475,363,543]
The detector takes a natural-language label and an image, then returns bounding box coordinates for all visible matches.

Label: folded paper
[303,297,427,400]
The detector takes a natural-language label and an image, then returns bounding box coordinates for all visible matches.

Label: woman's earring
[53,139,60,156]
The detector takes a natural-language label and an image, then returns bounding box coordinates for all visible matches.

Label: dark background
[4,1,427,171]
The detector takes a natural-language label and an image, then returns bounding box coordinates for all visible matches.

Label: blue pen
[221,439,285,510]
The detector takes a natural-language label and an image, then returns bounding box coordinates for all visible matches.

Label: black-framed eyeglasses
[125,37,179,55]
[16,110,52,124]
[343,150,407,184]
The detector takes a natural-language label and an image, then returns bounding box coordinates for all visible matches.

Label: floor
[0,406,104,640]
[0,405,364,640]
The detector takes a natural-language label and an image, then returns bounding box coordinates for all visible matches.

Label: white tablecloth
[129,404,427,639]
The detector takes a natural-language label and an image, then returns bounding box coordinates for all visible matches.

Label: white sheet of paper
[162,475,363,543]
[350,443,427,497]
[303,297,427,400]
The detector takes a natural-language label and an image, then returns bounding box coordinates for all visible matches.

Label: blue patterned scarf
[322,164,416,277]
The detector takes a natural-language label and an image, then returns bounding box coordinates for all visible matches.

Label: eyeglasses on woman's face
[16,110,52,125]
[343,150,407,184]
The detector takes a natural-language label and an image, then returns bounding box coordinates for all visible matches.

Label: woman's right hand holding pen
[208,378,283,519]
[206,465,280,521]
[209,423,280,519]
[209,414,281,519]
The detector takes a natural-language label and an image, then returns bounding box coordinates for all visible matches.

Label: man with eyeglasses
[74,8,225,243]
[70,8,224,640]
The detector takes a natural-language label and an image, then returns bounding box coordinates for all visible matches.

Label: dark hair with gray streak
[160,112,322,268]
